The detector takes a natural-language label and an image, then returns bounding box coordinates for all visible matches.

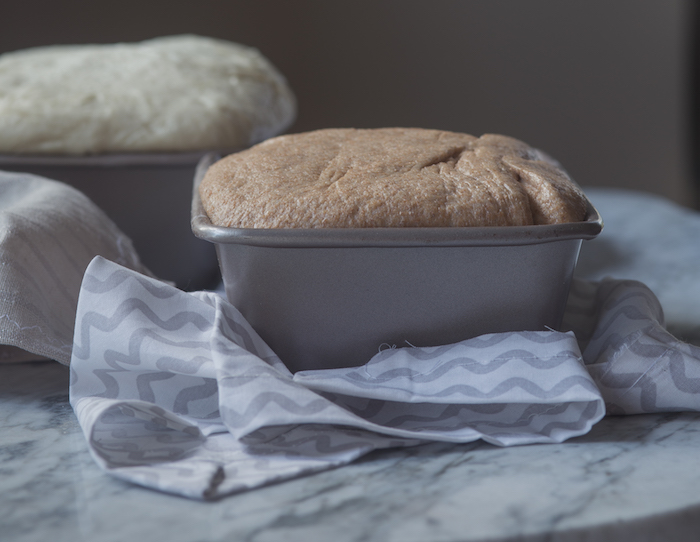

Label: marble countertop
[3,187,700,542]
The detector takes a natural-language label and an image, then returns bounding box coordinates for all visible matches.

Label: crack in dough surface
[200,128,588,228]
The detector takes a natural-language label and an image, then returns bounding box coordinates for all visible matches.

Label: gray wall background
[1,0,693,206]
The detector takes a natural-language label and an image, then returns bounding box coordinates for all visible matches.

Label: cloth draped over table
[0,170,150,364]
[68,256,700,500]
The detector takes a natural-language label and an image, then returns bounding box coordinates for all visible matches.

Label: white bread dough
[0,35,296,154]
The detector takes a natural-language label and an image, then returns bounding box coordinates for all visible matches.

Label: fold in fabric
[70,257,605,500]
[563,278,700,414]
[0,171,151,364]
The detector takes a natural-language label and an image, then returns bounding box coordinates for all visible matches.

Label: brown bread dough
[199,128,588,228]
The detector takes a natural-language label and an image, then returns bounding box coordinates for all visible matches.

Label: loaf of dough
[0,35,296,154]
[199,128,588,228]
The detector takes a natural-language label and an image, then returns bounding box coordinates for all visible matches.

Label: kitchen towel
[563,278,700,414]
[0,170,151,364]
[69,255,700,500]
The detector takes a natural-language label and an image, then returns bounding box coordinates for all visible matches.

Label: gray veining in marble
[3,362,700,542]
[3,188,700,542]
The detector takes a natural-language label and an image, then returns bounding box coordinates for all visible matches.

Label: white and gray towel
[68,256,700,500]
[0,170,150,364]
[564,278,700,414]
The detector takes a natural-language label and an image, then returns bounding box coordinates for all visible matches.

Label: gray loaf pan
[0,152,224,290]
[192,152,603,373]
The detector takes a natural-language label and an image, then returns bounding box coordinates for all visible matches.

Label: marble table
[3,187,700,542]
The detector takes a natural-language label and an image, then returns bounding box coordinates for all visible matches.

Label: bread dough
[199,128,588,228]
[0,35,296,154]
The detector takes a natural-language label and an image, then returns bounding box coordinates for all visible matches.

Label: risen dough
[199,128,588,228]
[0,35,296,154]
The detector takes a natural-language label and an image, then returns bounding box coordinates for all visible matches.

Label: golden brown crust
[199,128,588,228]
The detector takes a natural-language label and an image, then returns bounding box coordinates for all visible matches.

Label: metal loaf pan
[192,153,603,373]
[0,151,230,290]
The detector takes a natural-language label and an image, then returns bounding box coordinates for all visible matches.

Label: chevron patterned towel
[67,256,700,500]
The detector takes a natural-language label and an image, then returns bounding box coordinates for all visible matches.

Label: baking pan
[192,153,603,372]
[0,151,233,290]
